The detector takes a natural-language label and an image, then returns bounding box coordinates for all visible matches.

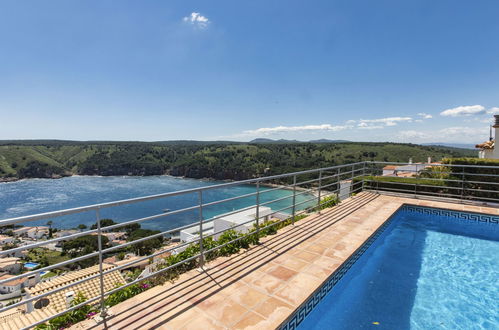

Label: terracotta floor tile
[250,273,286,295]
[229,285,268,309]
[267,265,298,282]
[313,256,343,272]
[301,263,331,279]
[293,250,320,263]
[179,313,226,330]
[232,311,266,330]
[304,243,328,255]
[202,298,250,327]
[274,255,309,272]
[253,296,293,319]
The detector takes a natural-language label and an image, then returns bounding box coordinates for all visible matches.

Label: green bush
[35,293,97,330]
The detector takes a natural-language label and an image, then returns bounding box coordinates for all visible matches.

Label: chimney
[494,115,499,140]
[427,157,431,164]
[409,157,413,164]
[65,291,75,307]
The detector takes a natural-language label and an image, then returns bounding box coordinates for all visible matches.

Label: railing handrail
[368,160,499,169]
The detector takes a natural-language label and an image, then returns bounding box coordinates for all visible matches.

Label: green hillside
[0,141,476,181]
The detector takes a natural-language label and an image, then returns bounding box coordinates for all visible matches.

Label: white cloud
[358,116,412,128]
[183,12,210,29]
[243,124,351,136]
[397,126,488,143]
[487,107,499,115]
[417,113,433,119]
[440,105,486,117]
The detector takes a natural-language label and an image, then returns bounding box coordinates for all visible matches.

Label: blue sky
[0,1,498,143]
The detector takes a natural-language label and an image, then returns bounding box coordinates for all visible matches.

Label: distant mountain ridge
[249,138,350,144]
[0,140,476,182]
[422,143,476,150]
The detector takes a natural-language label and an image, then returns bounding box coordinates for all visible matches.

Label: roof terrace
[0,161,497,329]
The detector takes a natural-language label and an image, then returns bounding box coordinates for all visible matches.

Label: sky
[0,0,498,144]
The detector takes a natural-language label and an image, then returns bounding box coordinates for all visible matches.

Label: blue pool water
[298,208,499,330]
[0,176,315,231]
[24,262,40,269]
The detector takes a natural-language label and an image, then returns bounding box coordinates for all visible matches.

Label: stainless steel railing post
[292,175,297,225]
[317,170,323,213]
[360,162,367,191]
[198,191,205,269]
[255,180,260,241]
[96,208,106,318]
[461,167,465,201]
[351,164,355,197]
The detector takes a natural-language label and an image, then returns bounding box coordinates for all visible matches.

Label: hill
[0,140,476,181]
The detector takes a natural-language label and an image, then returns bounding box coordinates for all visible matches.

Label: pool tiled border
[279,204,498,330]
[402,204,499,224]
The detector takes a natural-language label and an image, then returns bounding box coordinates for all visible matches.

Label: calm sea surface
[0,176,315,232]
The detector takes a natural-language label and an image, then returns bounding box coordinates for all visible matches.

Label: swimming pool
[286,205,499,329]
[23,262,40,269]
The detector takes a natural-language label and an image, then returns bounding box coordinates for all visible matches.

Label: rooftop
[0,274,26,286]
[71,192,499,329]
[476,140,495,150]
[26,264,125,312]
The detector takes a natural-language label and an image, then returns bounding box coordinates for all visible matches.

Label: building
[213,206,273,239]
[476,115,499,159]
[23,263,125,314]
[12,227,30,237]
[26,227,50,240]
[0,264,124,330]
[382,158,439,177]
[0,258,22,274]
[0,273,26,295]
[12,226,50,240]
[0,235,14,245]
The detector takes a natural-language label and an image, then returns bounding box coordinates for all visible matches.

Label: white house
[476,115,499,159]
[0,273,26,295]
[0,235,14,245]
[26,227,50,240]
[12,227,30,237]
[213,206,273,239]
[0,258,22,274]
[178,206,273,247]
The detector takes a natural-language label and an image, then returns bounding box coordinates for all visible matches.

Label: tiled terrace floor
[73,192,499,330]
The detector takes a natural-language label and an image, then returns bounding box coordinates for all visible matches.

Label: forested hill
[0,141,476,181]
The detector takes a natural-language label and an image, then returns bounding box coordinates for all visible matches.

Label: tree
[90,219,117,230]
[62,235,109,268]
[127,229,163,256]
[77,224,87,230]
[47,221,53,238]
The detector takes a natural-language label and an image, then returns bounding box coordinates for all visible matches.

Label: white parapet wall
[177,206,274,249]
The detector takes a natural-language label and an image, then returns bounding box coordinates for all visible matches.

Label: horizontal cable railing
[0,160,497,329]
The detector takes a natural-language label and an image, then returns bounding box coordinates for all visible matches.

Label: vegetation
[359,157,498,201]
[26,248,70,267]
[126,229,164,256]
[61,235,109,268]
[0,141,475,181]
[34,196,336,329]
[34,292,98,330]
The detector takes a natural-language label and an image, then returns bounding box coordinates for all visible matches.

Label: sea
[0,175,315,232]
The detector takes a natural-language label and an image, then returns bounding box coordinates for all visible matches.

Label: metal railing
[364,161,499,204]
[0,160,497,329]
[0,162,365,329]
